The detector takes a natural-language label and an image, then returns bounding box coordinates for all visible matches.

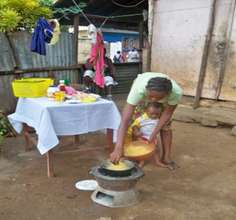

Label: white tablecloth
[8,97,121,155]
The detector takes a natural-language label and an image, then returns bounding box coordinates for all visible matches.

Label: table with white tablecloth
[8,97,121,176]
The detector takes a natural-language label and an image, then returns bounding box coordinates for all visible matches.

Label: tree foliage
[0,0,52,32]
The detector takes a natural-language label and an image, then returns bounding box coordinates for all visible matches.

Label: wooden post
[106,129,114,153]
[23,124,32,151]
[147,0,155,71]
[46,150,54,178]
[139,20,144,49]
[193,0,217,109]
[74,135,80,145]
[73,14,80,65]
[215,0,236,99]
[139,21,144,73]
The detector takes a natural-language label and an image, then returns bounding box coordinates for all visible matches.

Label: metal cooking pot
[100,159,135,177]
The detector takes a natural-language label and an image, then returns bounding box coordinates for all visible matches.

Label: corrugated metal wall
[113,63,140,94]
[0,32,79,112]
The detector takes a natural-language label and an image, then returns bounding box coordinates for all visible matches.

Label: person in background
[127,47,140,63]
[110,72,183,170]
[83,49,117,98]
[82,58,96,93]
[113,51,124,63]
[104,48,117,99]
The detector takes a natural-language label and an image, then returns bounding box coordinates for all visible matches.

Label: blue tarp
[103,32,138,42]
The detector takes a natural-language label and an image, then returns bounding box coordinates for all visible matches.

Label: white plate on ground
[75,180,98,191]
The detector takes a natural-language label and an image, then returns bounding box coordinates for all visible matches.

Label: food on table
[75,92,97,103]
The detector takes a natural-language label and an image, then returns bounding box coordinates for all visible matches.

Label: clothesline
[55,0,143,28]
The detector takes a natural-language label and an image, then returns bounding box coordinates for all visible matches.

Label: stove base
[91,186,140,208]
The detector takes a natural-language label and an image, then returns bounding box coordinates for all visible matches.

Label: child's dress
[125,113,159,144]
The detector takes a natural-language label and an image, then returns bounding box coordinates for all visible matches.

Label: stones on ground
[200,118,218,127]
[231,126,236,136]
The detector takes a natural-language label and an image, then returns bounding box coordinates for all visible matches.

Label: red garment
[89,32,105,88]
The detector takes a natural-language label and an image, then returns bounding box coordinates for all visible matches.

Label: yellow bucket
[12,78,54,98]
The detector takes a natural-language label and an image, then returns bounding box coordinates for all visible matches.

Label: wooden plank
[147,0,155,71]
[73,14,80,65]
[193,0,217,109]
[215,0,236,99]
[0,64,82,75]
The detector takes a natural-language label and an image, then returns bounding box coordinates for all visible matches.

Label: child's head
[146,102,162,119]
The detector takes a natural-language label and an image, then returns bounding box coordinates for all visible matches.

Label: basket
[12,78,54,98]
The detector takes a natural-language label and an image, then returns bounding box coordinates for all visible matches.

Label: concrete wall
[151,0,236,101]
[202,0,233,99]
[219,5,236,101]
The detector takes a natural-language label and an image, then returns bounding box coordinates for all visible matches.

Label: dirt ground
[0,119,235,220]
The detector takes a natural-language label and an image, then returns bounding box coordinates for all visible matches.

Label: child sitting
[127,102,172,169]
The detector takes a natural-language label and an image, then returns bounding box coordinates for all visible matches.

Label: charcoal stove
[89,164,144,208]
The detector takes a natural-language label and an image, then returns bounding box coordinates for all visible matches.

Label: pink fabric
[65,86,76,95]
[89,32,105,88]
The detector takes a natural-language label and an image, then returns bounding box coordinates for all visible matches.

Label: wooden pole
[193,0,217,109]
[106,129,114,153]
[147,0,155,72]
[73,14,80,65]
[46,150,54,178]
[139,21,144,73]
[0,64,82,75]
[215,0,236,99]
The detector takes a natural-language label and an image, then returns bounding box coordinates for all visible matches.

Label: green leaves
[0,0,52,32]
[0,112,11,144]
[0,8,22,32]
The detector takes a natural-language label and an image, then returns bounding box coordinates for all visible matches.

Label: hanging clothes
[88,24,97,44]
[49,19,61,45]
[89,31,105,88]
[31,17,53,55]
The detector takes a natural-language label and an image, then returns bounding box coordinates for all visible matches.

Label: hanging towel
[89,31,105,88]
[31,17,53,55]
[49,19,61,45]
[88,24,97,44]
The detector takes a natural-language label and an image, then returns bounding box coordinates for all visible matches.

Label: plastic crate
[12,78,54,98]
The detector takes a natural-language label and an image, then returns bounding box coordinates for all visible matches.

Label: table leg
[23,123,32,151]
[46,150,54,177]
[106,129,114,153]
[74,135,80,145]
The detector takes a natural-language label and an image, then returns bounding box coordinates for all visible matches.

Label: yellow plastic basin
[12,78,53,98]
[124,140,156,161]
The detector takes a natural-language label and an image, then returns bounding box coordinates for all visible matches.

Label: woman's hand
[110,104,135,163]
[110,147,123,163]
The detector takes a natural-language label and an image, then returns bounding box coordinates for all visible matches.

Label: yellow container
[54,91,65,102]
[12,78,54,98]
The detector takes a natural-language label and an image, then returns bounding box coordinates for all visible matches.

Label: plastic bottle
[58,80,66,92]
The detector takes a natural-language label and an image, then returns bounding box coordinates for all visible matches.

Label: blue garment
[31,18,53,55]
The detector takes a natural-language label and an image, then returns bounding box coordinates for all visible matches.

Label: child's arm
[132,125,142,140]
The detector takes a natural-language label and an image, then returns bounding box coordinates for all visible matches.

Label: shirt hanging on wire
[31,17,53,55]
